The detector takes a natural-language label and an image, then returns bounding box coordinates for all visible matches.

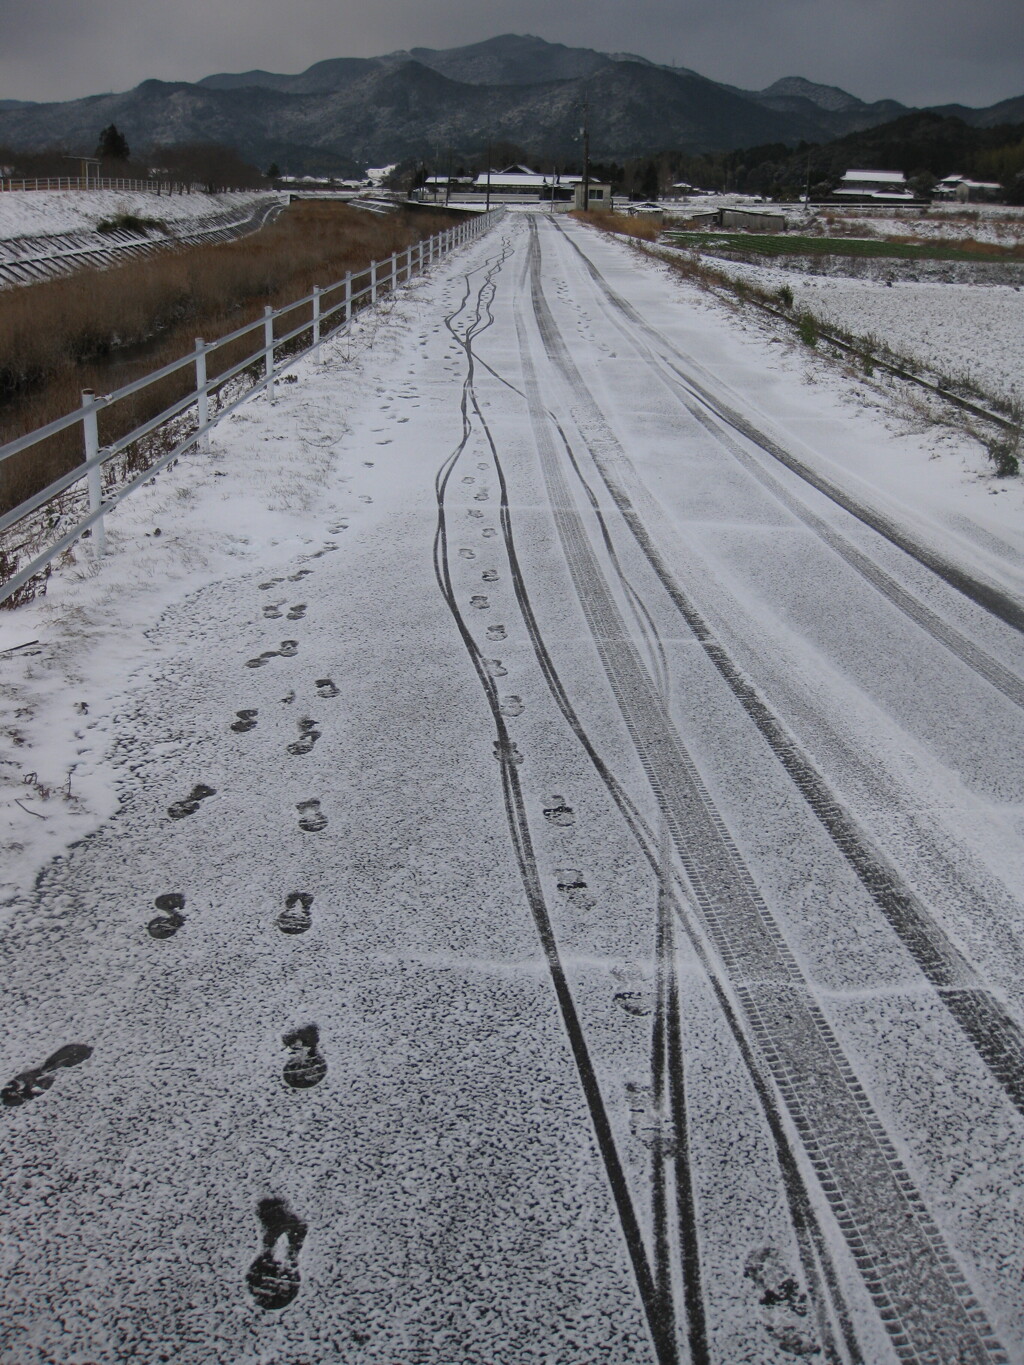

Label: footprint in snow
[473,490,490,503]
[148,893,187,939]
[282,1025,327,1089]
[287,718,321,756]
[246,1197,307,1311]
[262,602,284,620]
[2,1044,93,1108]
[459,548,476,560]
[543,796,575,828]
[246,650,279,669]
[258,578,286,591]
[467,509,484,519]
[486,624,506,642]
[493,738,524,767]
[614,990,652,1017]
[481,569,498,583]
[279,640,299,658]
[470,595,489,610]
[555,869,595,911]
[286,604,307,621]
[461,476,475,485]
[486,659,507,679]
[297,800,327,833]
[315,678,339,699]
[168,784,215,820]
[277,891,313,935]
[500,694,523,716]
[231,709,258,733]
[482,528,497,539]
[288,569,313,582]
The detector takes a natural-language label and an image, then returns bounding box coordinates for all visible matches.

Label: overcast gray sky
[0,0,1020,108]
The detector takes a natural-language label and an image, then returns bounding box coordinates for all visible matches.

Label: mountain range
[1,34,1021,176]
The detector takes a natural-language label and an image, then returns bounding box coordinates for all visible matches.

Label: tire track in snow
[520,217,1006,1365]
[535,218,1024,1127]
[553,218,1024,642]
[431,239,678,1365]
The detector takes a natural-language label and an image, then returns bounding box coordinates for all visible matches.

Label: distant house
[833,169,915,203]
[414,164,584,204]
[627,201,665,221]
[933,175,1004,203]
[574,182,612,210]
[471,165,580,201]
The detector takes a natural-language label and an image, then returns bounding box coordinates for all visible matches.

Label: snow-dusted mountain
[0,34,1019,175]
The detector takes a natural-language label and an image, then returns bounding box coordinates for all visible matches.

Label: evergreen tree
[96,124,130,161]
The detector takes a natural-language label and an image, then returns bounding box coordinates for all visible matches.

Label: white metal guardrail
[1,177,208,195]
[0,208,505,606]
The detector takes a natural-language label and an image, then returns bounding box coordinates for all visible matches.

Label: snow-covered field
[699,254,1024,405]
[0,188,284,241]
[2,212,1024,1365]
[819,204,1024,246]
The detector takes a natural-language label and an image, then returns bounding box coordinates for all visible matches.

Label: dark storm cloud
[1,0,1020,108]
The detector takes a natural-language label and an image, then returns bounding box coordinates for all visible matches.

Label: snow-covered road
[3,211,1024,1365]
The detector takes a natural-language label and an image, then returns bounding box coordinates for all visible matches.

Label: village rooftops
[833,168,916,201]
[471,166,583,191]
[839,169,908,185]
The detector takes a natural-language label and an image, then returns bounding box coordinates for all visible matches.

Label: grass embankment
[569,209,660,242]
[665,230,1024,264]
[0,202,458,516]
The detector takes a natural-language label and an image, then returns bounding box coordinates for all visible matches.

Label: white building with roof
[471,165,582,200]
[833,169,915,202]
[933,175,1004,203]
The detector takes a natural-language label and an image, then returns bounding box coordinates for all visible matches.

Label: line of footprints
[0,544,350,1317]
[163,549,342,1310]
[3,517,612,1316]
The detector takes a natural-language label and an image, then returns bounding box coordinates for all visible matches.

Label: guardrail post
[312,286,322,360]
[371,259,377,304]
[264,306,276,403]
[345,272,353,326]
[406,244,413,282]
[194,339,209,451]
[81,390,106,559]
[390,251,398,294]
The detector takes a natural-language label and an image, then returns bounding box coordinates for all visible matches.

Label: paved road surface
[3,212,1024,1364]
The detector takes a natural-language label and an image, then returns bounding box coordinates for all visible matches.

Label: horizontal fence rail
[0,208,505,607]
[1,177,213,195]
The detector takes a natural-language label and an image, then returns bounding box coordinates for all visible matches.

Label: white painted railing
[0,209,505,605]
[1,177,209,194]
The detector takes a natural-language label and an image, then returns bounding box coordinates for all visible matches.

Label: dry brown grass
[570,209,661,241]
[0,202,458,515]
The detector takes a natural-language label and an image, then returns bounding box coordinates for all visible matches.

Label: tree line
[1,129,268,192]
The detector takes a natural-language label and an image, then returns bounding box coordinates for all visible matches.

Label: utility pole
[445,146,452,208]
[486,142,492,212]
[581,94,591,212]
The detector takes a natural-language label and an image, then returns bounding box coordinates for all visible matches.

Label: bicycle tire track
[518,218,1006,1365]
[470,256,863,1362]
[434,241,678,1365]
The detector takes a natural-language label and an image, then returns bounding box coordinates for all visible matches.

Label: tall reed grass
[0,202,458,515]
